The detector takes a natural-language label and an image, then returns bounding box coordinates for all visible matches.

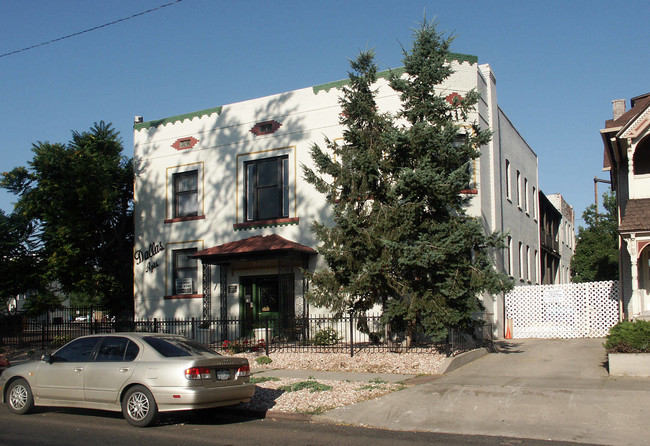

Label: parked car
[0,333,255,427]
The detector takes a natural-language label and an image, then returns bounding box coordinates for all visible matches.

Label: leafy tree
[303,20,511,339]
[1,122,134,315]
[571,191,618,282]
[0,209,45,307]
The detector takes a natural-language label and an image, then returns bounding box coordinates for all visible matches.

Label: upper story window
[505,160,511,200]
[532,187,537,220]
[516,170,522,209]
[524,178,529,214]
[173,170,198,218]
[245,156,289,221]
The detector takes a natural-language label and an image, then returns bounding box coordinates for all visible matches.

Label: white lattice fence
[505,281,619,339]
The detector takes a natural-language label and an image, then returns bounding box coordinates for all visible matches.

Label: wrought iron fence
[0,311,492,358]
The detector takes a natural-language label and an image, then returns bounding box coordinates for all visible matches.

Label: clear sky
[1,0,648,228]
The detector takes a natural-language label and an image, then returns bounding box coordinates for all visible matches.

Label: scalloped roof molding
[134,52,477,131]
[134,105,223,131]
[312,52,478,94]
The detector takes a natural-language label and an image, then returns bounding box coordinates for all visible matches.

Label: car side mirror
[41,354,53,364]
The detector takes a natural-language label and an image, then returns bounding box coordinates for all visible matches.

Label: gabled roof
[192,234,316,264]
[605,93,650,130]
[602,93,650,172]
[620,198,650,233]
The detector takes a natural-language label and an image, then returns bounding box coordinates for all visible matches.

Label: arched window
[633,136,650,175]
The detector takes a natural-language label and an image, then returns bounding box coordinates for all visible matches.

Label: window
[245,156,289,221]
[173,170,198,218]
[524,178,529,214]
[526,245,531,282]
[506,236,513,276]
[516,170,521,209]
[518,242,524,280]
[53,337,101,362]
[95,337,139,362]
[173,248,198,295]
[144,336,219,357]
[532,187,537,220]
[534,250,539,283]
[505,160,511,200]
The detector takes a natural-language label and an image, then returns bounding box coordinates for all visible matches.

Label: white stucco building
[132,53,562,337]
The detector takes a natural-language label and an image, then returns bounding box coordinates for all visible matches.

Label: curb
[436,347,489,375]
[227,407,313,422]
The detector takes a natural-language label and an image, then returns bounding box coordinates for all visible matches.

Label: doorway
[240,276,281,336]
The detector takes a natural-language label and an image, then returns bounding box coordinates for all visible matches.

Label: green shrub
[311,327,340,346]
[605,320,650,353]
[255,356,272,365]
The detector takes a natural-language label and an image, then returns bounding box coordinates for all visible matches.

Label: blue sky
[1,0,648,228]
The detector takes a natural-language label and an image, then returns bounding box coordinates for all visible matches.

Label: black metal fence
[0,311,492,358]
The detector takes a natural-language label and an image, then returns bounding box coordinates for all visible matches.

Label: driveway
[318,338,650,446]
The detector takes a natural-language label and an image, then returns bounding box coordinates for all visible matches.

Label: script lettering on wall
[134,242,165,273]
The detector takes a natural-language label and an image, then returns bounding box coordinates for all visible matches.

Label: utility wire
[0,0,183,59]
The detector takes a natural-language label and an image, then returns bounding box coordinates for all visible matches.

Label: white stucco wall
[133,56,543,327]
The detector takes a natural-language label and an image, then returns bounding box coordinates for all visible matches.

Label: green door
[241,276,280,336]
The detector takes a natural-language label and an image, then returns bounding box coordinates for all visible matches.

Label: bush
[311,327,340,346]
[222,338,266,354]
[255,355,272,365]
[604,320,650,353]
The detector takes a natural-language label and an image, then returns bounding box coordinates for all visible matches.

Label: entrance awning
[191,234,317,264]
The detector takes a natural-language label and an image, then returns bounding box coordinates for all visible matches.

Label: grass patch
[280,380,333,393]
[255,356,272,365]
[250,376,281,384]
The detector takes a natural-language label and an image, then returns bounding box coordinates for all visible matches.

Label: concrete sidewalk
[313,339,650,446]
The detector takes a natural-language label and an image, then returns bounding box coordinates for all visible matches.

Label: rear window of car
[143,336,221,358]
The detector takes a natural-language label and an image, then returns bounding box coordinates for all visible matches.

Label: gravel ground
[2,347,447,415]
[233,351,447,413]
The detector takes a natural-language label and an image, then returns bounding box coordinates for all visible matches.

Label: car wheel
[7,378,34,415]
[122,385,158,427]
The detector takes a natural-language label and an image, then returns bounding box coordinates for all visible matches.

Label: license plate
[216,369,230,381]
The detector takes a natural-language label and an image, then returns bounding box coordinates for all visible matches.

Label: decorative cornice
[134,106,223,131]
[622,105,650,140]
[312,53,478,94]
[171,136,199,151]
[250,120,282,136]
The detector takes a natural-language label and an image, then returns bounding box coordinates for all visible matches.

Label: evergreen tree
[571,191,618,282]
[303,20,511,339]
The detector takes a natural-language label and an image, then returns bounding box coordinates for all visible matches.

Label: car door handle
[119,368,129,373]
[74,367,83,372]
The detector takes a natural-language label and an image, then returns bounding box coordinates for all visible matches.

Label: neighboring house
[539,192,575,285]
[132,53,567,337]
[601,92,650,320]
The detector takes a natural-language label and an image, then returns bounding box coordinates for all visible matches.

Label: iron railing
[0,312,492,358]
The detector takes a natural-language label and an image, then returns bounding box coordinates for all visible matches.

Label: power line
[0,0,183,59]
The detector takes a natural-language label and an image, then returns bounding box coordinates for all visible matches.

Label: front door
[241,276,280,336]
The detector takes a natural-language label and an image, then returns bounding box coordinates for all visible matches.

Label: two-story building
[133,54,560,337]
[602,93,650,319]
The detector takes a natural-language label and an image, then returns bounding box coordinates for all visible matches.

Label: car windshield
[143,336,220,357]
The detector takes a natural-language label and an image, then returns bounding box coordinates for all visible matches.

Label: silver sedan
[0,333,255,427]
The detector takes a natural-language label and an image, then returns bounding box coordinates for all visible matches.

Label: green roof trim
[134,105,223,131]
[313,52,478,94]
